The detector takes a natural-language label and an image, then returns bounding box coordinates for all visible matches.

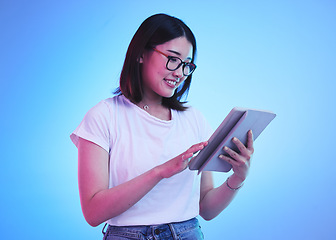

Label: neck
[139,100,162,111]
[139,95,163,110]
[135,96,171,120]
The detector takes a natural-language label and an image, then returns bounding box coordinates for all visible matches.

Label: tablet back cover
[188,108,276,173]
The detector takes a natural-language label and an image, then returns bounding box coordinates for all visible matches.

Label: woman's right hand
[157,141,208,179]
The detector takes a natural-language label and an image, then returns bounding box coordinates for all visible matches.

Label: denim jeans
[102,218,204,240]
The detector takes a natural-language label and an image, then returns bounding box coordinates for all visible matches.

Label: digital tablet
[188,107,276,173]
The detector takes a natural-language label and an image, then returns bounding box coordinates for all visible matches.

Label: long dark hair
[114,13,197,111]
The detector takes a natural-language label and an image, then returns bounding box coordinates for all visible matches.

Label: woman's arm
[199,130,254,220]
[199,172,245,220]
[78,137,207,227]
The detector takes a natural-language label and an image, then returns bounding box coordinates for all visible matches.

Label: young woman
[71,13,254,240]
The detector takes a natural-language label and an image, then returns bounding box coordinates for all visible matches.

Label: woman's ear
[139,50,148,63]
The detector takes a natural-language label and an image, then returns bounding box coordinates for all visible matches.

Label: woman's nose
[172,64,184,78]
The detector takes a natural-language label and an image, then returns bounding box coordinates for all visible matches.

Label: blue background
[1,0,335,239]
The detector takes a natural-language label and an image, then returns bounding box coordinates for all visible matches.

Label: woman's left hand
[219,130,254,182]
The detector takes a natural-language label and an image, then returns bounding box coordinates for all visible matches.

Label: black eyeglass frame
[152,48,197,76]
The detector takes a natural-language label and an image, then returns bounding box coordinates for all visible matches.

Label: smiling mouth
[164,79,179,87]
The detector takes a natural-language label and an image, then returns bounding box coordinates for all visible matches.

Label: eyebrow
[167,50,192,60]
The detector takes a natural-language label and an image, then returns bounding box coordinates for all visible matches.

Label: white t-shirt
[70,95,212,226]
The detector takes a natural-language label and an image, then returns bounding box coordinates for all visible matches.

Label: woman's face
[140,36,193,99]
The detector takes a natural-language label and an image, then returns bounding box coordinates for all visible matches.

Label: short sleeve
[70,100,111,153]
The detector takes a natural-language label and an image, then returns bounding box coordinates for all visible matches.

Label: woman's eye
[169,57,179,63]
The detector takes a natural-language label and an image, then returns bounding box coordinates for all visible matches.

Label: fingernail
[224,146,228,151]
[233,137,238,142]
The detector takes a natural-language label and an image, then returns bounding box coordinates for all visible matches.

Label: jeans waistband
[103,217,201,239]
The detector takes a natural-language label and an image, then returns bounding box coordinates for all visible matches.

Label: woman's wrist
[226,174,245,190]
[153,165,165,181]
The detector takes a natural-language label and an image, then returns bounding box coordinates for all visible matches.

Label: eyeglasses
[152,48,196,76]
